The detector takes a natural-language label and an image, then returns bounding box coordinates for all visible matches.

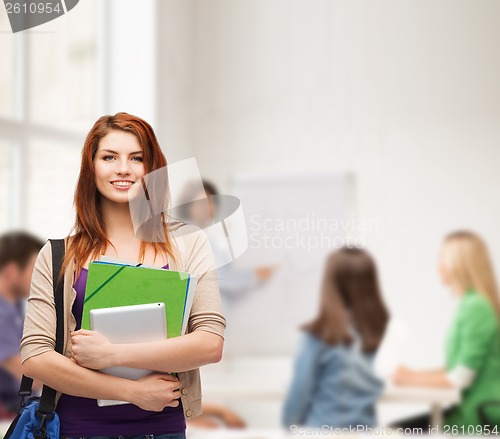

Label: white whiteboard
[223,171,356,356]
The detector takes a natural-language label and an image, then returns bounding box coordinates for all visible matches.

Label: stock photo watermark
[3,0,79,33]
[290,424,500,436]
[248,214,379,252]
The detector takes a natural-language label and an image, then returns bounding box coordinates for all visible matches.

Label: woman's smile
[110,180,135,190]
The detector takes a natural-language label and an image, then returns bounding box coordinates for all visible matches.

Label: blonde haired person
[393,230,500,429]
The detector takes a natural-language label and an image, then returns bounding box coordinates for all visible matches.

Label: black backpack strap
[16,239,65,418]
[18,375,33,401]
[37,238,66,417]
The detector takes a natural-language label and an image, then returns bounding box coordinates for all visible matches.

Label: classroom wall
[157,0,500,369]
[156,0,196,162]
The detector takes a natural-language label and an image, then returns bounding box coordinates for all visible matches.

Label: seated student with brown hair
[0,231,44,417]
[282,247,389,429]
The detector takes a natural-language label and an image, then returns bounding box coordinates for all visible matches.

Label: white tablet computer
[90,302,167,407]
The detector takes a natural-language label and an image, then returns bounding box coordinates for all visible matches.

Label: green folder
[81,262,197,338]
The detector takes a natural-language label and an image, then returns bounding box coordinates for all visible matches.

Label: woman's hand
[220,407,246,428]
[71,329,114,370]
[129,373,182,412]
[392,365,415,385]
[392,366,453,388]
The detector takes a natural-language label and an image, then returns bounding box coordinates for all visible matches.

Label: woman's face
[93,130,145,204]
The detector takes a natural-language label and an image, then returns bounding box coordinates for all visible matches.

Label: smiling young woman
[20,113,227,439]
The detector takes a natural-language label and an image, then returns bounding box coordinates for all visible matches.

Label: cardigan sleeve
[179,227,227,339]
[20,241,58,363]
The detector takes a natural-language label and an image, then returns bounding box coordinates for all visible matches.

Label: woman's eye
[131,156,144,162]
[103,155,115,161]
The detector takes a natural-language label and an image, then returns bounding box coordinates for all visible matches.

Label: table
[187,427,290,439]
[202,367,461,430]
[380,384,461,429]
[203,374,288,400]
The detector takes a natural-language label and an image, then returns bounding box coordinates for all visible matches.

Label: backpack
[4,239,65,439]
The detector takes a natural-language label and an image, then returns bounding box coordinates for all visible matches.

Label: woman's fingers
[145,372,179,382]
[71,329,94,336]
[159,373,180,382]
[165,399,180,408]
[132,373,184,411]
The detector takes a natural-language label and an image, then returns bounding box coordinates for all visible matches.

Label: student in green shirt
[392,230,500,430]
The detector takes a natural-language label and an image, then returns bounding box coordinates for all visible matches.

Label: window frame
[0,1,107,229]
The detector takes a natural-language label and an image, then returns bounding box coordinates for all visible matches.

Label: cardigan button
[185,410,192,418]
[181,388,188,395]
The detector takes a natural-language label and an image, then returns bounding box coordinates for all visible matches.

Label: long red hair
[59,112,177,282]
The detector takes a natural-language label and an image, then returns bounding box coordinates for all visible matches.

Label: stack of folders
[81,258,198,337]
[80,258,198,407]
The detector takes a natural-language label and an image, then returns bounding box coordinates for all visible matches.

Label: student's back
[282,247,389,430]
[283,329,383,428]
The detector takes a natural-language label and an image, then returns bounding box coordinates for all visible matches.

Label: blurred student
[282,247,389,428]
[0,231,44,415]
[392,230,500,428]
[183,180,275,308]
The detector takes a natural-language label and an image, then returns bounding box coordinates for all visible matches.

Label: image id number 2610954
[5,2,61,14]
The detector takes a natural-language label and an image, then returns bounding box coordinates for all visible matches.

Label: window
[0,1,103,238]
[26,139,81,239]
[0,13,15,118]
[29,1,98,131]
[0,142,12,231]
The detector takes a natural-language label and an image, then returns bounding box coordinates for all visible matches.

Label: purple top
[57,264,186,436]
